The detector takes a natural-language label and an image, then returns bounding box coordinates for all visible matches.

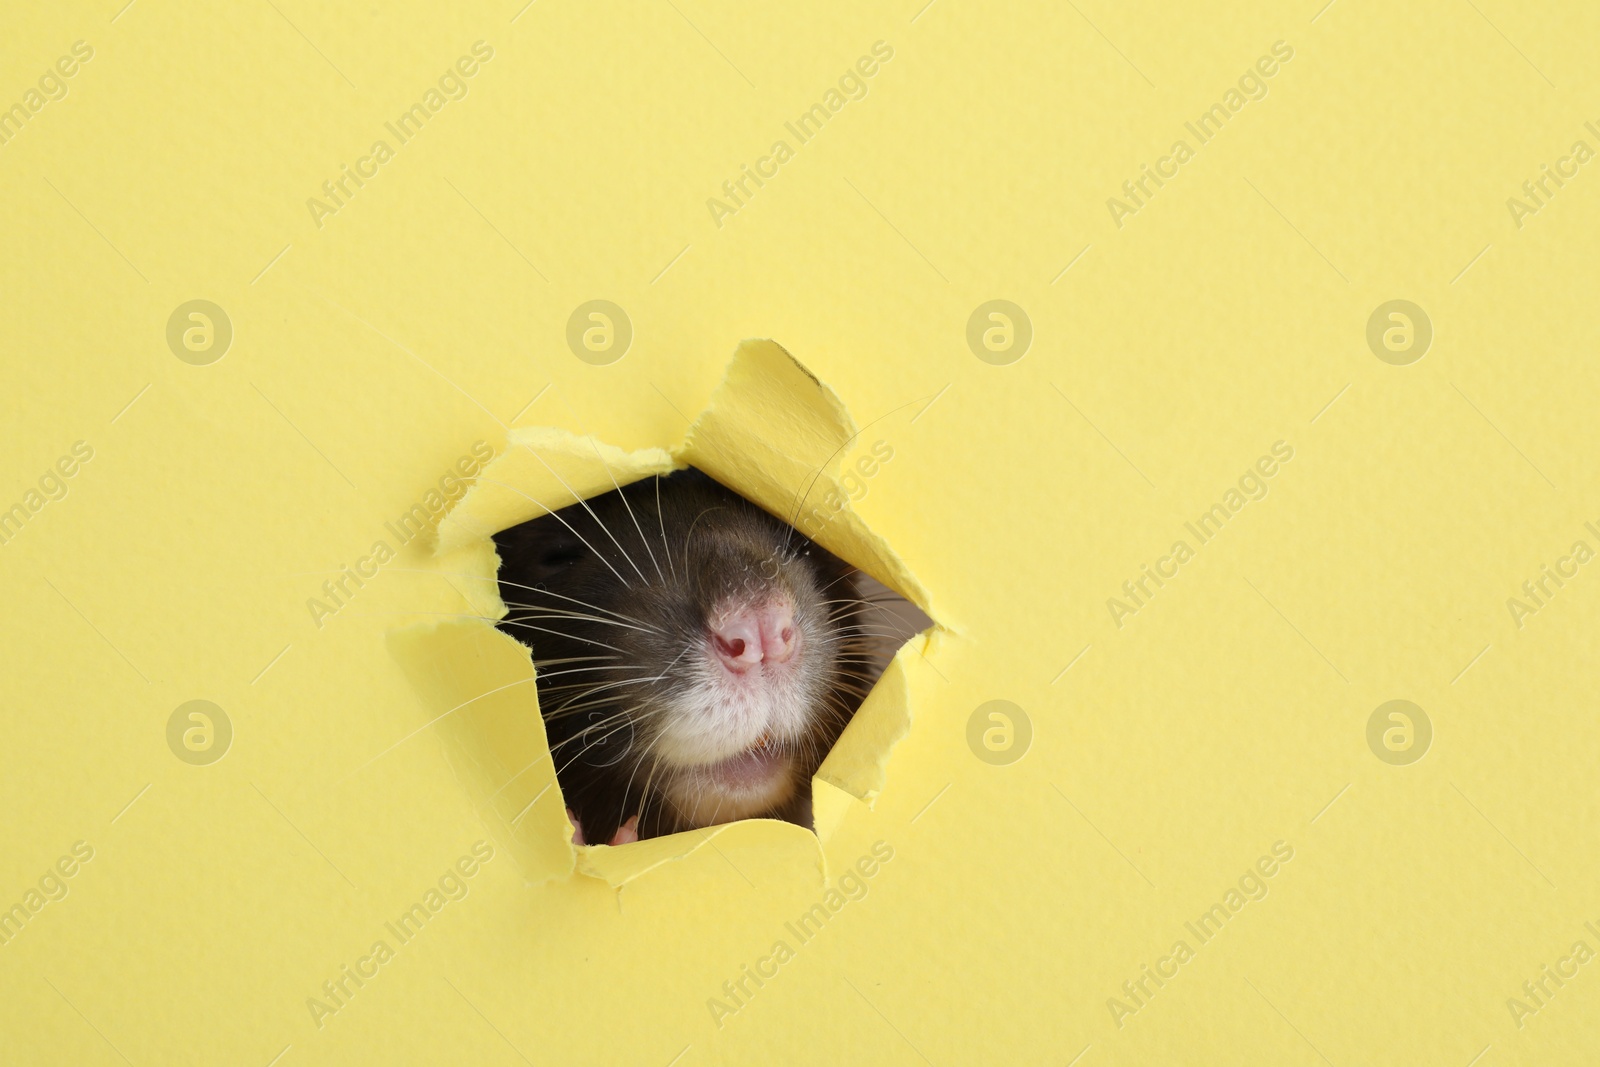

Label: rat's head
[492,469,864,838]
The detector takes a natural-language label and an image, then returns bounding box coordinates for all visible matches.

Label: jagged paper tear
[395,339,936,889]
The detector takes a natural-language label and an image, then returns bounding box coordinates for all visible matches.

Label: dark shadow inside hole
[855,572,935,678]
[491,466,929,847]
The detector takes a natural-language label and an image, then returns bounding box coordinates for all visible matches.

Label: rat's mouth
[662,728,798,827]
[698,731,789,791]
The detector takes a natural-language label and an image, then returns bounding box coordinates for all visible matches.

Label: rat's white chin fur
[641,617,837,828]
[646,640,821,768]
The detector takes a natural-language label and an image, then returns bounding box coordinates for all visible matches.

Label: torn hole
[489,465,931,847]
[393,340,940,888]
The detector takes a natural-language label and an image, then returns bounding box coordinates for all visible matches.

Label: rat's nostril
[710,597,799,670]
[768,618,797,663]
[709,611,763,670]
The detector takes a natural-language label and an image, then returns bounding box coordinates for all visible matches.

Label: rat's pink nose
[710,598,799,671]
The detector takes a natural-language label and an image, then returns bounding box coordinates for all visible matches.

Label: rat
[491,468,879,846]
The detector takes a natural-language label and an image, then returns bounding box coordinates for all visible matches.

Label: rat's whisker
[510,445,653,586]
[494,620,628,653]
[480,475,636,590]
[655,475,677,583]
[493,465,893,844]
[502,608,663,635]
[582,432,667,584]
[493,580,658,625]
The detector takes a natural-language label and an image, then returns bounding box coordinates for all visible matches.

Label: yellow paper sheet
[3,2,1598,1064]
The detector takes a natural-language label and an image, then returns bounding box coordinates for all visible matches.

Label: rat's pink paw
[608,815,640,846]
